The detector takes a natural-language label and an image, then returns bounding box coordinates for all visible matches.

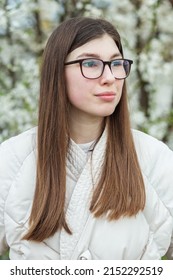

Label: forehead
[67,34,121,60]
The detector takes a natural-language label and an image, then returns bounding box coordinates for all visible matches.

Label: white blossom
[0,0,173,148]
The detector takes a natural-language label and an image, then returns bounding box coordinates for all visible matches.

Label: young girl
[0,17,173,260]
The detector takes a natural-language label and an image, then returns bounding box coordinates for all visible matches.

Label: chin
[101,108,116,117]
[101,104,117,116]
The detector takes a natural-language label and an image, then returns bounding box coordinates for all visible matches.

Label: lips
[95,91,116,96]
[95,92,116,101]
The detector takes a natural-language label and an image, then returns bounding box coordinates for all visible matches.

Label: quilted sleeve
[166,236,173,259]
[134,130,173,259]
[146,142,173,259]
[157,143,173,259]
[141,173,173,259]
[0,140,21,255]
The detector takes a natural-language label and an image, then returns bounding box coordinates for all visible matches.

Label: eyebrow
[76,52,122,59]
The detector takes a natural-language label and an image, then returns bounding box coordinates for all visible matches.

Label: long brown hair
[23,17,145,242]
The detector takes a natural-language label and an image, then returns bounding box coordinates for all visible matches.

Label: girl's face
[65,34,124,122]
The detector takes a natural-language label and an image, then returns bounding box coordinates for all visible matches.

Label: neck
[69,114,105,144]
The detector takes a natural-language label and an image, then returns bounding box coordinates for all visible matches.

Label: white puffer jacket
[0,127,173,260]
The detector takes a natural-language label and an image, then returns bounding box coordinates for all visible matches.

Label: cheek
[66,77,85,106]
[65,69,91,105]
[118,80,124,92]
[68,91,84,106]
[116,80,124,101]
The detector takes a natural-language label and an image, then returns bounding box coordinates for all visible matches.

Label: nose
[101,64,115,82]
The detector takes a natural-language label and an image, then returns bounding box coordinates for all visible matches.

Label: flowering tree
[0,0,42,141]
[0,0,173,148]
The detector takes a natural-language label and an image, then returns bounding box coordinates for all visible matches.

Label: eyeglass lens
[81,59,130,79]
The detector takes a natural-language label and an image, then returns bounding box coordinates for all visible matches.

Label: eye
[111,60,122,67]
[82,59,100,68]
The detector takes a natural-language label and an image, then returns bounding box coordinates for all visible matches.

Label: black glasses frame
[65,58,133,80]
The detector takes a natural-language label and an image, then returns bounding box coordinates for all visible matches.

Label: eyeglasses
[65,58,133,80]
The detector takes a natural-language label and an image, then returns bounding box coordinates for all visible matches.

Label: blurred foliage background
[0,0,173,146]
[0,0,173,259]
